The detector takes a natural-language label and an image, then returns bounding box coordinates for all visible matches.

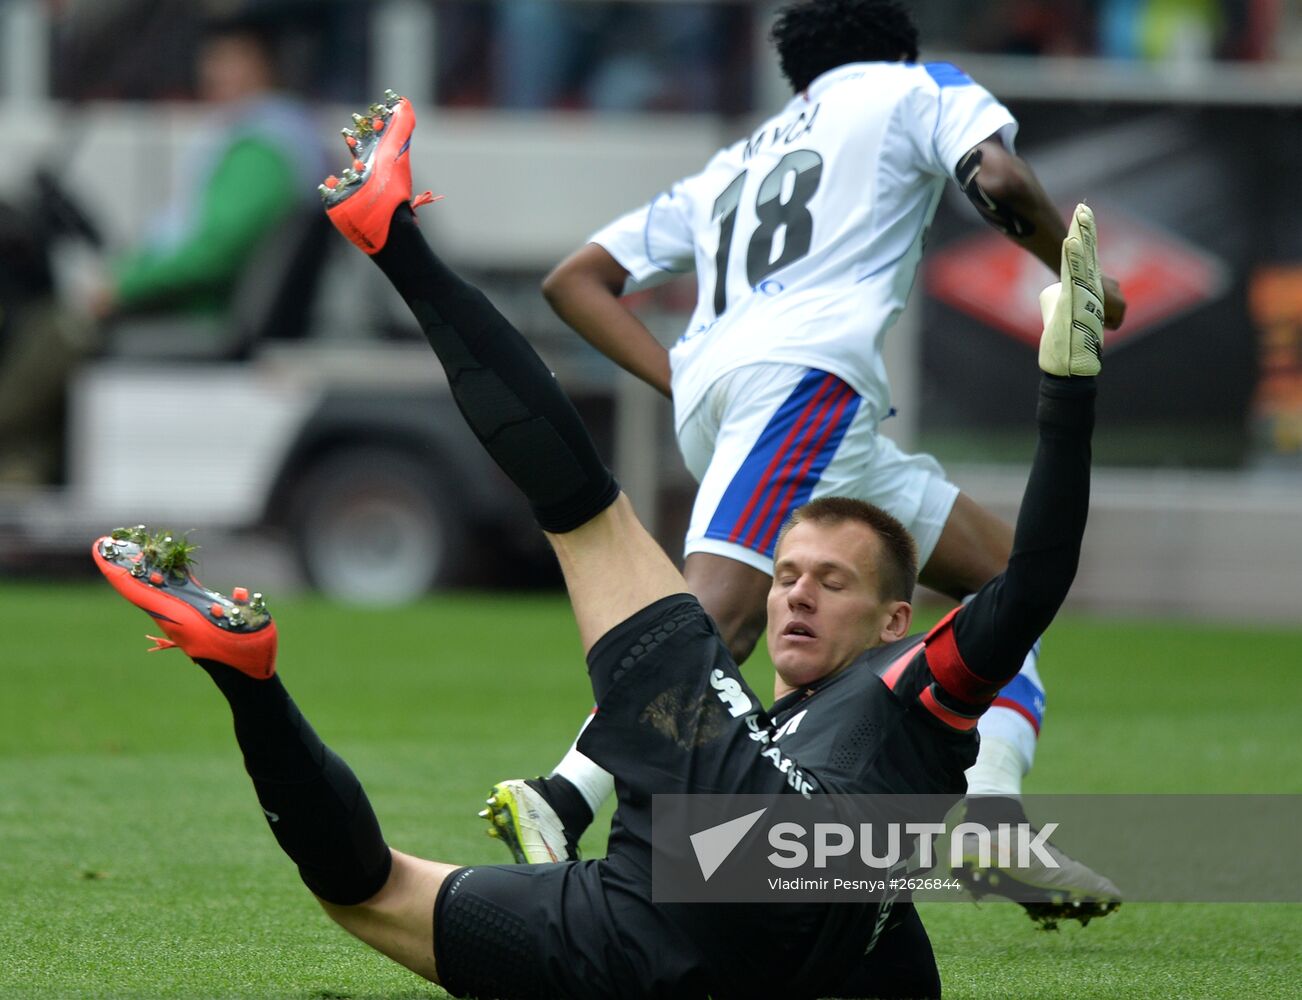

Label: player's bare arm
[958,137,1127,330]
[543,243,673,397]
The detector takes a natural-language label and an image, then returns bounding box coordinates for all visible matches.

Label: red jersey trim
[879,638,926,692]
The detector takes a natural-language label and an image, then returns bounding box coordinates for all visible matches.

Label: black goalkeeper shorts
[432,857,712,1000]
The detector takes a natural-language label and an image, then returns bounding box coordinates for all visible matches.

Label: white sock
[965,631,1043,796]
[964,726,1034,796]
[551,711,615,815]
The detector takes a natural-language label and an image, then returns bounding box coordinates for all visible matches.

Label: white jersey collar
[794,60,908,106]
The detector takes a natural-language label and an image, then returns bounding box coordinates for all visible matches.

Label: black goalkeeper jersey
[574,376,1096,1000]
[763,618,987,995]
[767,622,979,798]
[682,615,982,999]
[582,598,985,1000]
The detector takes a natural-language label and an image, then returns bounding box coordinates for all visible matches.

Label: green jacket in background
[111,94,328,318]
[113,134,297,315]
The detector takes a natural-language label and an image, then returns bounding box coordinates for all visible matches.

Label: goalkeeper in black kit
[93,91,1108,999]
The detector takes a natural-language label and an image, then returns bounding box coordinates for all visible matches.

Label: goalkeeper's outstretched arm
[929,204,1105,706]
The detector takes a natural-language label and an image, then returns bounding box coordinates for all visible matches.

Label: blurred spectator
[0,181,96,484]
[436,0,750,114]
[1100,0,1219,61]
[93,14,328,319]
[1099,0,1282,62]
[0,14,329,483]
[492,1,730,111]
[50,0,368,103]
[1219,0,1284,61]
[964,0,1094,56]
[930,0,1283,63]
[1282,0,1302,60]
[51,0,199,101]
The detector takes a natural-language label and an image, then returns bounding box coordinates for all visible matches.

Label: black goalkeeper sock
[370,208,619,533]
[532,773,593,852]
[198,661,392,905]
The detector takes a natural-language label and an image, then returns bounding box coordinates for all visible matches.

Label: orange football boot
[321,89,440,254]
[93,527,277,679]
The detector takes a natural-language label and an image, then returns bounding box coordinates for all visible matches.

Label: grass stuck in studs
[110,525,200,576]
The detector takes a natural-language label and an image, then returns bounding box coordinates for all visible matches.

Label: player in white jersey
[483,0,1126,926]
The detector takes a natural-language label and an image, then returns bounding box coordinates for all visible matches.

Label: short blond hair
[776,496,918,602]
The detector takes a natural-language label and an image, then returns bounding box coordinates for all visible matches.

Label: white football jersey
[589,61,1017,429]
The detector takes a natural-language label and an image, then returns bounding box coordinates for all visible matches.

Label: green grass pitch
[1,581,1299,998]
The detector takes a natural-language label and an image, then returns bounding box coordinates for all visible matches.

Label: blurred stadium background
[0,0,1300,617]
[2,3,1301,998]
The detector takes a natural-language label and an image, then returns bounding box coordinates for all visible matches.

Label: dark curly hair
[770,0,920,93]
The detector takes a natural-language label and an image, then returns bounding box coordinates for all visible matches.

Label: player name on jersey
[743,103,821,161]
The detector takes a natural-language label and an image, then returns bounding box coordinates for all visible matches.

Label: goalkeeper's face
[766,519,911,694]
